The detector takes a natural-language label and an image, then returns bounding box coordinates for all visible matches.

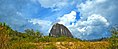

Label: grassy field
[28,41,109,49]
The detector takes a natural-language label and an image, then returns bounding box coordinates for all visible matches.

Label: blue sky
[0,0,118,40]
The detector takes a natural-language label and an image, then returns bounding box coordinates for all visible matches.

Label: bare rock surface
[49,23,73,38]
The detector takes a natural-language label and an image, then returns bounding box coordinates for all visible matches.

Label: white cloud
[37,0,60,8]
[34,0,68,11]
[71,0,118,39]
[33,0,82,11]
[57,11,76,26]
[77,0,118,25]
[29,19,51,25]
[29,19,52,35]
[56,10,110,40]
[65,14,110,40]
[96,0,106,3]
[75,14,110,39]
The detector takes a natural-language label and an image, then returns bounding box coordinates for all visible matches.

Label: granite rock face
[49,23,73,38]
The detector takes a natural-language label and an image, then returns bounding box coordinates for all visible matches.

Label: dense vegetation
[0,22,118,49]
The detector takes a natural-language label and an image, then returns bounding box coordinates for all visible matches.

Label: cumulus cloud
[77,0,118,25]
[71,0,118,40]
[56,11,111,40]
[56,0,118,40]
[58,11,76,26]
[73,14,110,40]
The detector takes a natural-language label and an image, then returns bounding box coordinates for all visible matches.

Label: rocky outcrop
[49,23,73,38]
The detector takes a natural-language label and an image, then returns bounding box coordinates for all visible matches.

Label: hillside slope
[0,22,118,49]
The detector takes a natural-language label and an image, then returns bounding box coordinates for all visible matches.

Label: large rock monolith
[49,23,73,38]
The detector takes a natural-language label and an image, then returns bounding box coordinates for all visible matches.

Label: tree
[25,29,35,36]
[109,25,118,49]
[110,25,118,37]
[35,30,43,37]
[25,29,42,37]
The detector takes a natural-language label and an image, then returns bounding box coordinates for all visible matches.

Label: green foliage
[1,22,118,49]
[25,29,42,37]
[110,25,118,37]
[108,25,118,49]
[0,22,42,49]
[38,36,79,42]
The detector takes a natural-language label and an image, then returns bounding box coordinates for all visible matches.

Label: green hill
[0,22,118,49]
